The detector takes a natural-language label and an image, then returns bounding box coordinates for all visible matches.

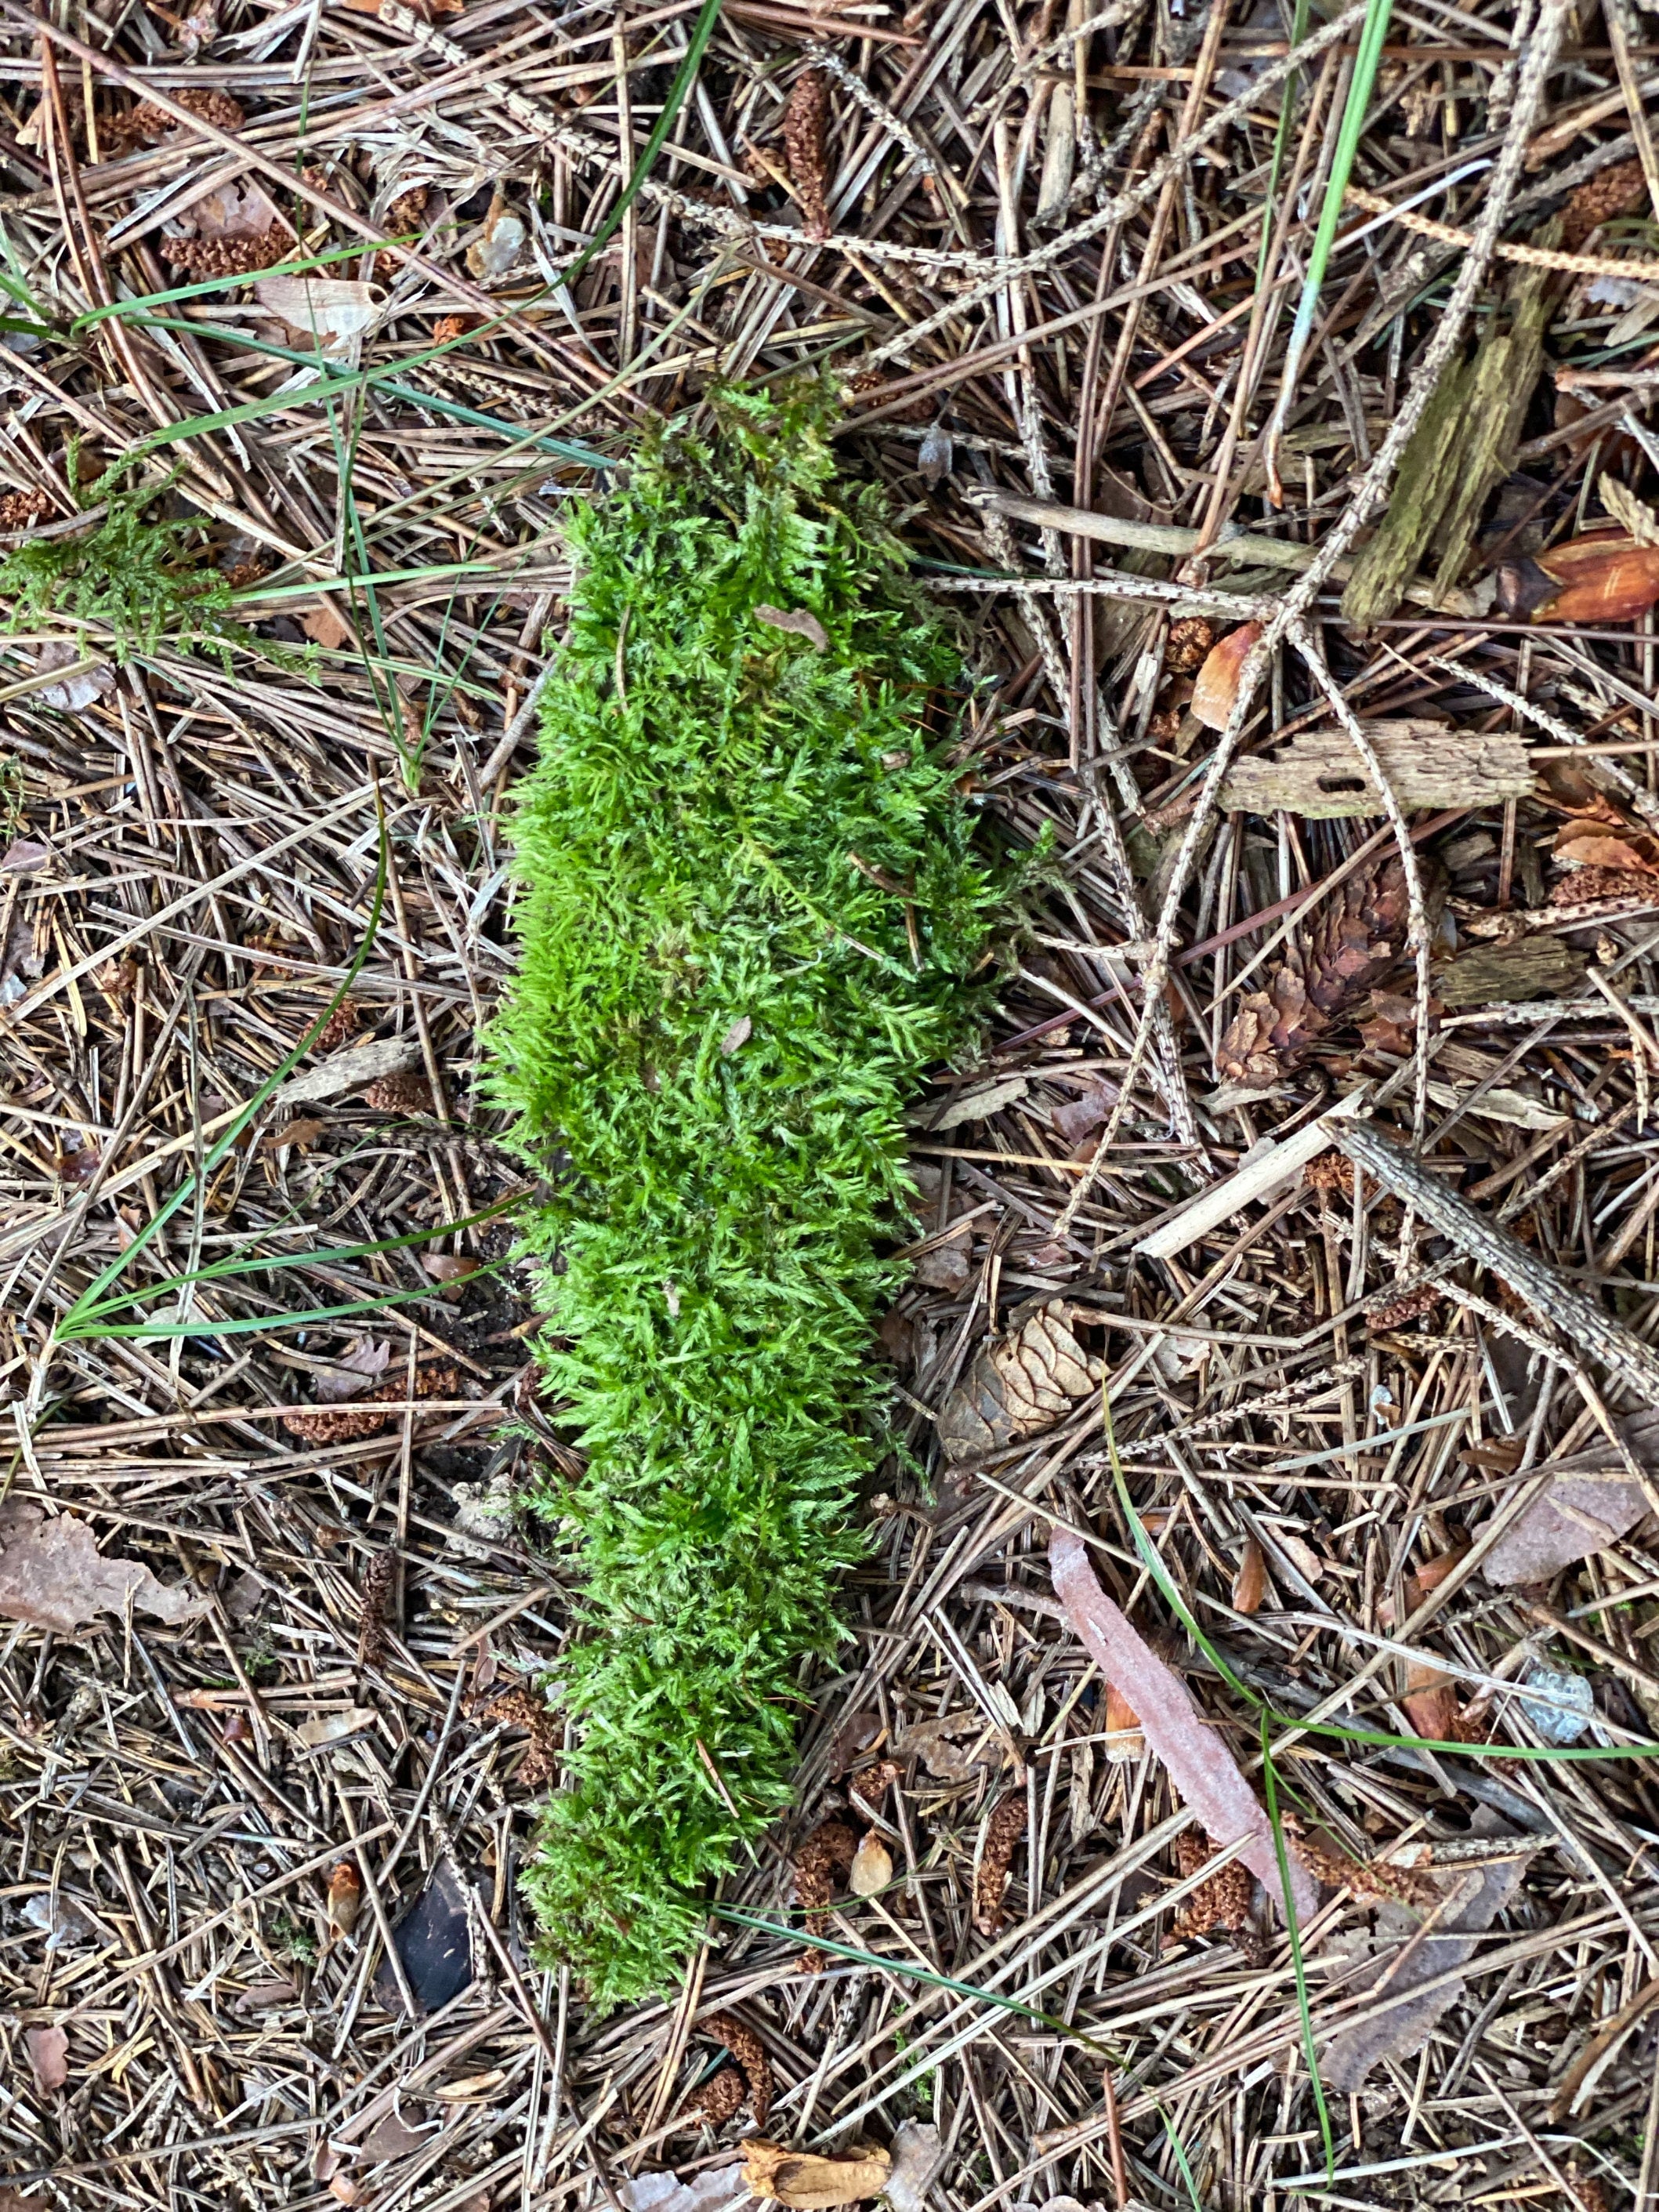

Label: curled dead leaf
[741,2140,892,2209]
[1400,1663,1465,1742]
[1051,1528,1320,1919]
[297,1707,377,1749]
[424,1253,481,1301]
[466,193,526,281]
[1191,620,1262,731]
[754,604,829,651]
[1231,1535,1267,1615]
[301,603,354,650]
[0,1504,211,1635]
[847,1831,892,1897]
[326,1859,363,1938]
[259,1115,328,1155]
[255,276,384,354]
[1527,530,1659,625]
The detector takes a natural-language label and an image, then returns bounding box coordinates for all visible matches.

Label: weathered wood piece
[1333,1120,1659,1408]
[1218,722,1536,820]
[1136,1090,1371,1261]
[1437,937,1590,1006]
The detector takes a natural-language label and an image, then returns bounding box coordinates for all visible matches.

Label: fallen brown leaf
[1529,530,1659,625]
[302,604,355,650]
[0,1506,211,1635]
[741,2140,892,2209]
[326,1860,363,1938]
[1051,1527,1320,1917]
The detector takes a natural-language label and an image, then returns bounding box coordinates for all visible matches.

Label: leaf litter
[4,0,1659,2203]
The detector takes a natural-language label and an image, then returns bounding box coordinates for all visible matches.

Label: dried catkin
[357,1550,394,1670]
[697,2010,773,2126]
[973,1793,1027,1935]
[783,69,831,241]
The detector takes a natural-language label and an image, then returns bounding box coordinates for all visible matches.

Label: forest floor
[3,0,1659,2207]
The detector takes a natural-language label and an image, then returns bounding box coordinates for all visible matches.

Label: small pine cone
[357,1547,395,1669]
[1367,1281,1444,1330]
[281,1403,389,1445]
[1163,617,1215,675]
[847,1757,900,1815]
[1216,854,1427,1088]
[363,1070,436,1116]
[0,488,52,531]
[312,998,363,1056]
[782,68,830,241]
[1561,158,1648,251]
[130,87,245,137]
[1171,1833,1253,1940]
[220,556,270,589]
[161,229,288,277]
[973,1793,1026,1936]
[697,2011,773,2127]
[792,1818,857,1941]
[841,368,930,422]
[681,2066,744,2128]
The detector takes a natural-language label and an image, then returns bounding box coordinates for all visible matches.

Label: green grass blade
[1257,0,1312,285]
[556,0,723,294]
[714,1908,1118,2054]
[62,1202,514,1330]
[1261,0,1393,499]
[65,1274,494,1341]
[1262,1717,1335,2182]
[114,0,723,474]
[1100,1396,1657,1768]
[68,233,417,332]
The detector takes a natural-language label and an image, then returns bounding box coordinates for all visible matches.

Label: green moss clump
[489,385,1005,2007]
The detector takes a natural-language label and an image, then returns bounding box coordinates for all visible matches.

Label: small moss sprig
[490,384,1009,2007]
[1,458,256,667]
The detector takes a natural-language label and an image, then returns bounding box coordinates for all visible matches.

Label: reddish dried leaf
[25,2025,67,2095]
[1556,830,1659,876]
[1050,1528,1320,1918]
[1231,1536,1267,1615]
[326,1861,363,1938]
[1532,532,1659,624]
